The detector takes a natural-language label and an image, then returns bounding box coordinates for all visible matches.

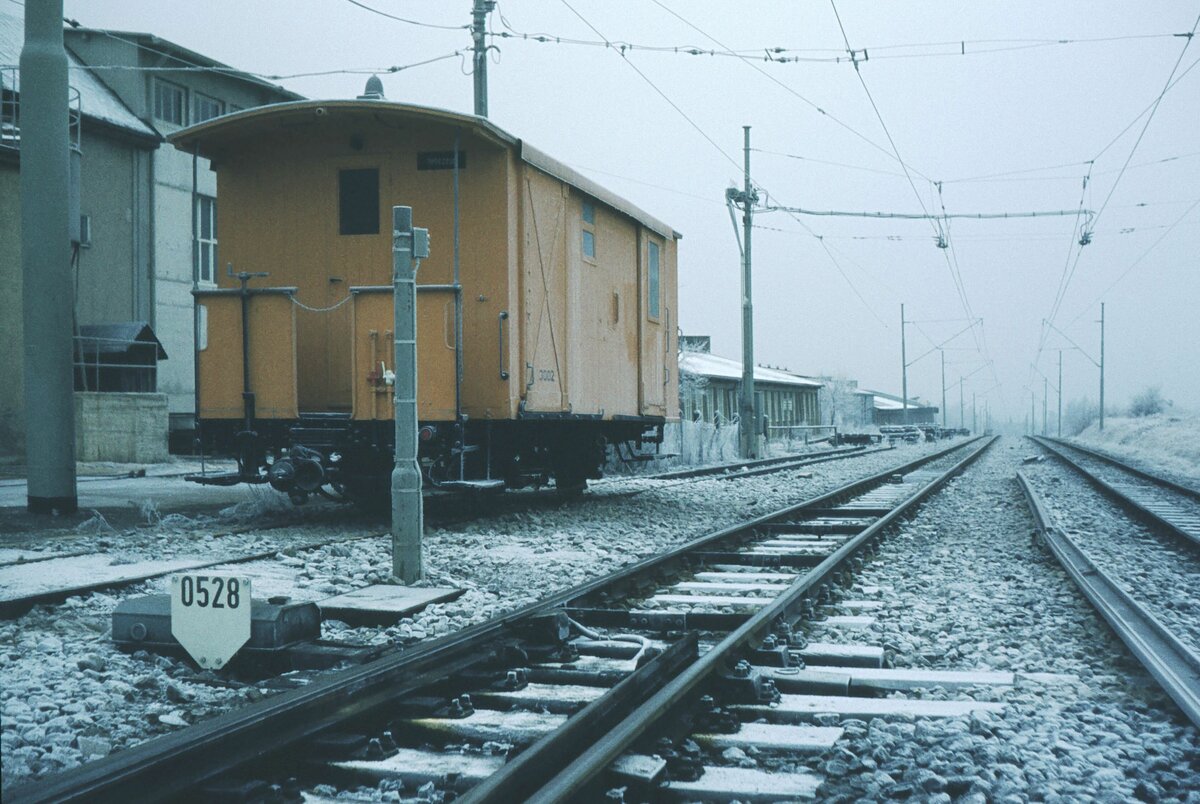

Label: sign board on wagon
[170,573,251,669]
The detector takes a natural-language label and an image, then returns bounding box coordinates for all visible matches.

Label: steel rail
[7,436,985,804]
[1031,436,1200,547]
[1035,437,1200,501]
[1016,470,1200,729]
[519,435,997,803]
[633,444,870,481]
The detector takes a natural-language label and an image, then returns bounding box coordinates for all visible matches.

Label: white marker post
[170,573,251,669]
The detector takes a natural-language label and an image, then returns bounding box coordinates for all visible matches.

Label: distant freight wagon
[169,98,680,502]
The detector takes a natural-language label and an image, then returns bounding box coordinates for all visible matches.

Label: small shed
[74,322,168,393]
[859,389,938,425]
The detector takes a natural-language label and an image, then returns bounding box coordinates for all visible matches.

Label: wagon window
[581,201,596,260]
[647,241,660,318]
[339,168,380,235]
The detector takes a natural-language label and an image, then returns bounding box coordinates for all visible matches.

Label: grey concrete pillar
[20,0,76,513]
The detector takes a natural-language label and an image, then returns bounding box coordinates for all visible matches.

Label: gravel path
[1022,456,1200,657]
[0,440,947,788]
[798,438,1200,803]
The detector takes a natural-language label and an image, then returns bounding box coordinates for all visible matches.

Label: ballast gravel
[0,441,942,788]
[792,439,1200,803]
[1022,455,1200,657]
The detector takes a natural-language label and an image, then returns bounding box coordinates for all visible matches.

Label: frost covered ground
[1072,411,1200,487]
[801,441,1200,803]
[0,441,942,788]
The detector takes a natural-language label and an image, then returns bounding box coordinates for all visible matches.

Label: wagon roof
[168,99,680,241]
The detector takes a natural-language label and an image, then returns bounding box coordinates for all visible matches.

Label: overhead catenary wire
[827,0,992,379]
[1034,13,1199,377]
[486,8,1186,65]
[37,53,468,81]
[340,0,469,31]
[645,0,934,181]
[39,14,467,85]
[1065,194,1200,328]
[760,205,1095,221]
[550,0,893,334]
[555,0,742,175]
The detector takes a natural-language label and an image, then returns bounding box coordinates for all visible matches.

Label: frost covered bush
[1063,397,1099,436]
[1129,385,1169,417]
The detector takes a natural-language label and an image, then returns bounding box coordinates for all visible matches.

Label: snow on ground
[0,441,946,788]
[1072,411,1200,487]
[804,441,1200,802]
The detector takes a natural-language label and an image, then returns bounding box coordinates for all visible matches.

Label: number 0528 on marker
[170,574,251,669]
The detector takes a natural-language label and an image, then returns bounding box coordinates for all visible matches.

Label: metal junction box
[112,594,321,658]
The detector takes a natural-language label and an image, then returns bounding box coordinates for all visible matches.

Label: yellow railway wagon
[169,99,680,500]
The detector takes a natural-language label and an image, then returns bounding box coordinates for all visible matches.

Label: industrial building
[0,7,298,459]
[856,389,940,425]
[679,348,822,429]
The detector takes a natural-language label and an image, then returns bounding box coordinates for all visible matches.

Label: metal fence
[767,423,839,446]
[73,334,159,393]
[0,66,82,153]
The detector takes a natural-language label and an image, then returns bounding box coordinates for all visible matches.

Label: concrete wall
[76,129,141,325]
[152,146,211,421]
[0,159,22,455]
[75,391,169,462]
[65,30,298,430]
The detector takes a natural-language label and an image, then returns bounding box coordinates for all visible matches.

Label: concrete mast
[1098,302,1105,432]
[940,349,946,428]
[900,304,908,425]
[21,0,77,513]
[738,126,757,459]
[392,207,428,583]
[472,0,496,116]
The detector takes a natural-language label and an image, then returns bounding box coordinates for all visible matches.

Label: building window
[193,92,224,123]
[647,240,660,319]
[195,196,217,283]
[153,79,186,125]
[581,200,596,260]
[339,168,380,235]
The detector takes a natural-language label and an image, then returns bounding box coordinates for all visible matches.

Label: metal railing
[73,334,159,393]
[767,423,838,445]
[0,66,82,152]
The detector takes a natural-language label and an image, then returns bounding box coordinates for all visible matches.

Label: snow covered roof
[0,8,157,141]
[680,351,823,388]
[858,389,936,411]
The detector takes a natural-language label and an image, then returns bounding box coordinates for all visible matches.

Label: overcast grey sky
[54,1,1200,425]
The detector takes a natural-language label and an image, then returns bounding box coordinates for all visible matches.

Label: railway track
[8,436,992,803]
[1031,436,1200,547]
[0,443,916,619]
[618,444,873,482]
[1016,470,1200,730]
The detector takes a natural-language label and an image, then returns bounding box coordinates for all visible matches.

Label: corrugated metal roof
[0,7,157,140]
[680,351,823,388]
